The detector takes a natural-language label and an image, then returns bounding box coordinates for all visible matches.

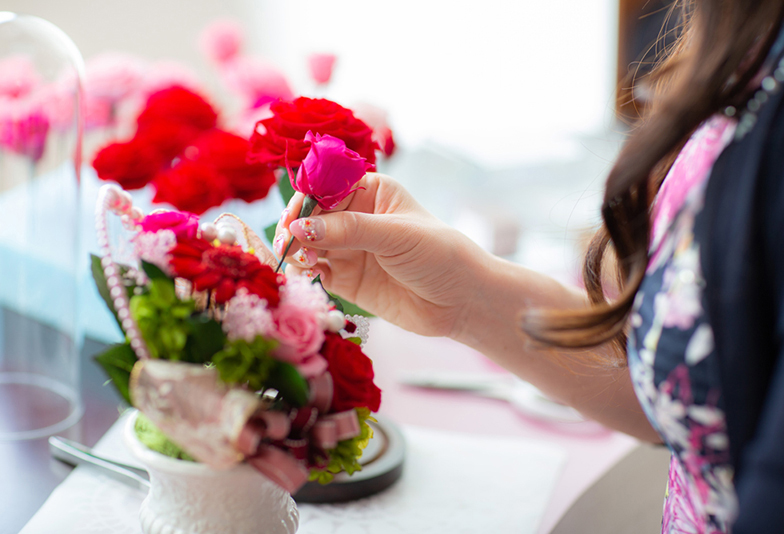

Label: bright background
[3,0,625,278]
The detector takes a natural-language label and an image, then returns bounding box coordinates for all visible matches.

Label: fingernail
[279,208,289,225]
[303,269,316,280]
[292,246,317,266]
[290,218,324,242]
[273,233,286,257]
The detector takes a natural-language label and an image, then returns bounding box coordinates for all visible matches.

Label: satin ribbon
[236,371,364,493]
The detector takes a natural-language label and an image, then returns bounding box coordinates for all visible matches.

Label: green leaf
[277,170,296,205]
[141,260,169,281]
[94,343,138,405]
[183,315,226,363]
[90,254,123,331]
[264,222,277,247]
[266,361,310,407]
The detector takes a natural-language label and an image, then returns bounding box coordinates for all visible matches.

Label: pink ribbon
[308,373,333,413]
[312,409,361,450]
[235,371,364,494]
[247,445,310,494]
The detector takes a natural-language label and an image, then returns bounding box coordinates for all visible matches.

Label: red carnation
[92,136,161,190]
[169,237,281,305]
[248,97,378,170]
[194,129,277,203]
[152,160,231,215]
[136,86,218,131]
[320,333,381,412]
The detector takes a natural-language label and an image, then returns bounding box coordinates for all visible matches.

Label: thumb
[289,211,414,256]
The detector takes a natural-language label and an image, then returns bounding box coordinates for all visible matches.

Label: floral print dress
[627,115,739,533]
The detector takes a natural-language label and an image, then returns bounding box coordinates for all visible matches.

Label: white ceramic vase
[124,412,299,534]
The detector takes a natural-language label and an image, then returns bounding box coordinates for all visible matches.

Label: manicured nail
[273,233,286,257]
[279,208,289,225]
[292,246,317,266]
[290,218,324,242]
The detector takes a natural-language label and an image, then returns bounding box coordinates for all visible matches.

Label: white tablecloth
[22,413,566,534]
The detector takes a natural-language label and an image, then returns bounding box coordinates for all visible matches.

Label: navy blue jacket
[698,76,784,532]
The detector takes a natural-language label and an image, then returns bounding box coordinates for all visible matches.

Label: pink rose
[307,53,337,85]
[271,302,325,366]
[291,131,372,210]
[139,211,200,239]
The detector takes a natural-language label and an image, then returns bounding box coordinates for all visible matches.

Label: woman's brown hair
[522,0,784,363]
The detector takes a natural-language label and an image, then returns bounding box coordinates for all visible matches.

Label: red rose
[136,86,218,132]
[194,129,277,203]
[92,136,162,190]
[152,159,231,215]
[320,333,381,412]
[248,97,378,170]
[169,238,281,305]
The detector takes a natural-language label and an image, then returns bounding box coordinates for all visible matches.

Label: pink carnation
[0,95,49,162]
[139,211,200,239]
[199,20,244,65]
[133,229,177,273]
[0,55,41,99]
[222,291,275,342]
[219,56,293,109]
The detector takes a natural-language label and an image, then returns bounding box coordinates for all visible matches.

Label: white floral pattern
[628,115,738,534]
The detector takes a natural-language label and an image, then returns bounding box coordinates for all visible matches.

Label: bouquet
[92,181,380,493]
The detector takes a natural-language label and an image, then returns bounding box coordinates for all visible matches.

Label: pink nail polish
[273,234,285,257]
[292,246,317,266]
[290,218,324,242]
[279,208,289,224]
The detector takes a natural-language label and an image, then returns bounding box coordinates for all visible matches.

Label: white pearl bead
[217,225,237,245]
[326,310,346,332]
[200,222,218,242]
[130,207,144,221]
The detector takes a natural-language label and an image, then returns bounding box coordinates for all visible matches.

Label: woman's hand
[273,173,488,338]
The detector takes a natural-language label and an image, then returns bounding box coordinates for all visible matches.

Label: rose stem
[275,195,318,274]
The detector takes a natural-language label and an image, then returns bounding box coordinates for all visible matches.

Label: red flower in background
[152,160,231,216]
[248,97,378,170]
[320,333,381,412]
[193,129,277,203]
[169,238,281,305]
[93,86,276,214]
[92,135,162,190]
[136,86,217,131]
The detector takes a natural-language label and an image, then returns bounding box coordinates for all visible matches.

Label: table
[1,319,639,534]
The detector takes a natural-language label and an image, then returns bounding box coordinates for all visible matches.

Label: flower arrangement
[92,179,381,492]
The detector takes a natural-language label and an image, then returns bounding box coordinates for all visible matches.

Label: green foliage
[212,337,278,392]
[134,412,196,461]
[130,278,195,360]
[140,260,168,281]
[277,169,296,205]
[90,254,136,332]
[266,361,310,407]
[309,407,376,484]
[94,343,138,405]
[183,314,226,364]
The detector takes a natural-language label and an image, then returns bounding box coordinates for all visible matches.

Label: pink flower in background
[199,19,244,65]
[0,96,50,162]
[85,52,146,101]
[353,102,396,157]
[139,211,200,239]
[292,131,371,210]
[0,55,41,99]
[307,53,337,86]
[220,56,293,109]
